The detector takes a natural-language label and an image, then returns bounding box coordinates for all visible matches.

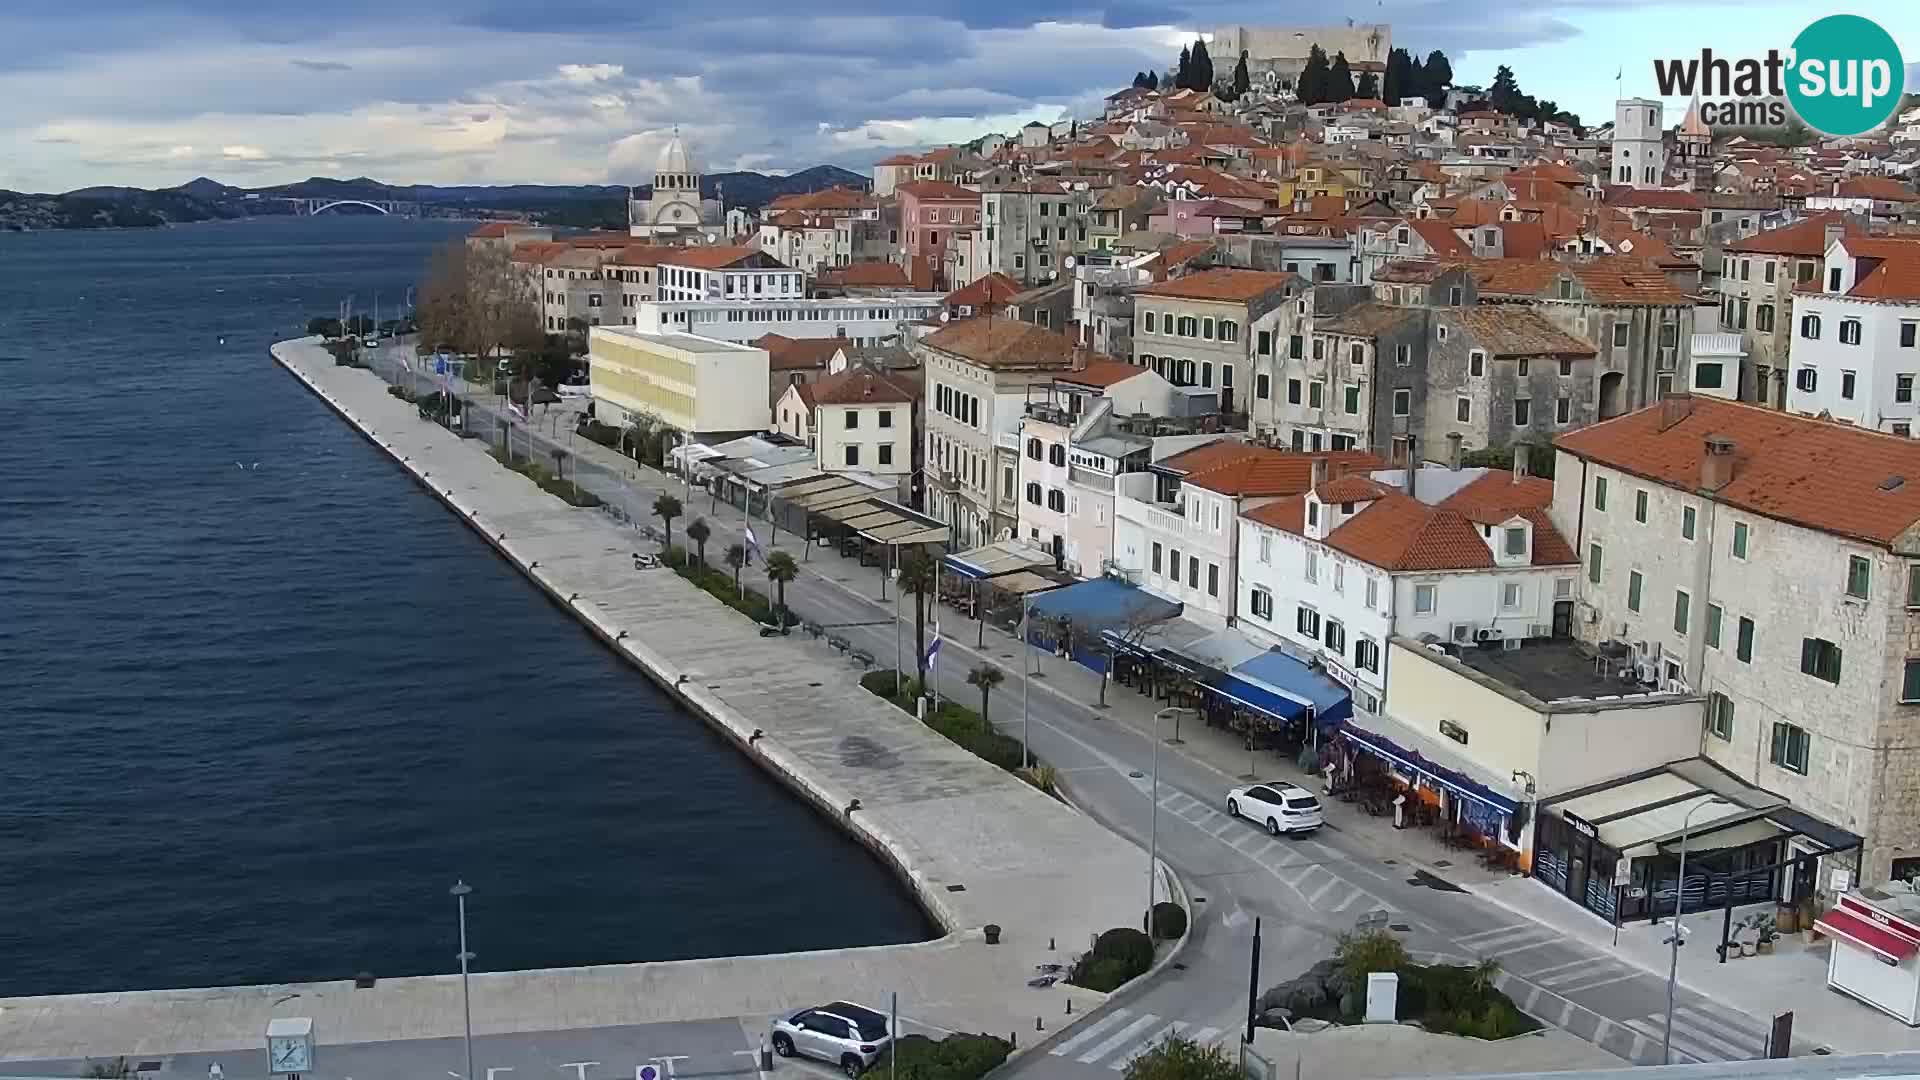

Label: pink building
[896,180,980,289]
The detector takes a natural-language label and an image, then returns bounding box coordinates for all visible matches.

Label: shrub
[1071,956,1136,992]
[1069,925,1156,990]
[877,1033,1011,1080]
[1334,929,1408,993]
[579,419,622,449]
[1122,1037,1242,1080]
[1020,764,1058,796]
[387,384,418,403]
[1150,901,1187,940]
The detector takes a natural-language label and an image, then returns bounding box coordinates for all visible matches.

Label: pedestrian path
[1623,1003,1775,1064]
[1046,1007,1227,1071]
[1153,789,1403,924]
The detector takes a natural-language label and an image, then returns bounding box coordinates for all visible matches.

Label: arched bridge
[286,198,420,217]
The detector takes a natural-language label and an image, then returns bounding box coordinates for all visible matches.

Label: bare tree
[1090,601,1169,708]
[416,240,542,364]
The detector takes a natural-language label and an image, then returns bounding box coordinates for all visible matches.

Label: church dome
[655,130,698,178]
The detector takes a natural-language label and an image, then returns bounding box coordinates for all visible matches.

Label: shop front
[1331,715,1527,872]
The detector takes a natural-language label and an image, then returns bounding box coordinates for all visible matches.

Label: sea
[0,215,931,997]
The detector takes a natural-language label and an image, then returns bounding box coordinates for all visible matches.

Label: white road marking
[1078,1014,1163,1064]
[1547,970,1642,995]
[1231,830,1266,852]
[1109,1021,1188,1070]
[1513,957,1590,983]
[1305,874,1344,906]
[1625,1017,1717,1063]
[1189,1027,1224,1048]
[1048,1009,1135,1057]
[1452,924,1545,949]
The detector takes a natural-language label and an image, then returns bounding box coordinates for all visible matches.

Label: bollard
[760,1037,772,1071]
[1036,1017,1043,1032]
[1049,937,1056,950]
[1010,1032,1016,1050]
[1066,999,1072,1015]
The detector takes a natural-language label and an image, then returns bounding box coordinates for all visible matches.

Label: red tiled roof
[896,180,978,201]
[1314,475,1393,502]
[1160,439,1256,474]
[1606,188,1705,211]
[1183,450,1383,497]
[1442,470,1556,520]
[1451,308,1597,357]
[921,316,1085,370]
[664,244,767,269]
[1727,212,1862,256]
[469,222,515,238]
[1837,176,1920,203]
[809,368,919,406]
[945,272,1023,309]
[1322,479,1577,570]
[1134,267,1297,303]
[1059,358,1148,388]
[1555,395,1920,547]
[1410,219,1468,257]
[819,260,911,288]
[1841,237,1920,301]
[754,334,845,372]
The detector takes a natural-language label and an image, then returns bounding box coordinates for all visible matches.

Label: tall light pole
[1663,797,1730,1064]
[1147,707,1192,932]
[450,880,477,1080]
[1020,598,1032,770]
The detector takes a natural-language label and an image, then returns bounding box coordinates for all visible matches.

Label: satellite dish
[940,311,951,322]
[1064,255,1077,269]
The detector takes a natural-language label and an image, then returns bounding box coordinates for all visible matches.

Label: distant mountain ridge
[0,165,870,231]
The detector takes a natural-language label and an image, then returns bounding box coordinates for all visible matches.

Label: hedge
[858,670,1025,772]
[874,1034,1011,1080]
[1071,926,1154,991]
[665,548,794,628]
[488,447,602,508]
[1150,901,1187,940]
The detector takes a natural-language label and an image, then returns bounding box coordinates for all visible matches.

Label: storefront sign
[1614,860,1632,887]
[1563,811,1598,840]
[1832,867,1853,894]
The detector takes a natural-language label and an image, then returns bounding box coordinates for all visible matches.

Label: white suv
[771,1001,894,1077]
[1227,781,1324,836]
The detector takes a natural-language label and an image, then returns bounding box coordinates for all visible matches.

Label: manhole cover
[808,682,823,688]
[1382,859,1397,866]
[1433,859,1452,868]
[1129,770,1144,778]
[946,884,967,892]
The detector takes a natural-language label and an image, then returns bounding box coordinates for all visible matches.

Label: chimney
[1702,435,1737,492]
[1514,443,1530,482]
[1310,456,1329,491]
[1446,432,1463,471]
[1657,392,1695,432]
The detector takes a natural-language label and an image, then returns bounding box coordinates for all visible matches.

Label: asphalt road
[333,348,1788,1074]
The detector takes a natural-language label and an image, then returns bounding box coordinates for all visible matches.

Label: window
[1439,719,1469,745]
[1151,542,1163,574]
[1673,589,1690,634]
[1588,543,1603,584]
[1612,323,1629,348]
[1503,527,1526,557]
[1207,563,1219,597]
[1514,398,1531,425]
[879,443,894,466]
[1469,350,1486,377]
[1049,443,1066,467]
[1365,576,1379,609]
[1258,532,1273,564]
[1910,565,1920,608]
[1414,584,1437,614]
[1202,318,1215,341]
[1905,660,1920,703]
[1737,616,1755,663]
[1256,373,1271,400]
[1904,323,1918,348]
[1899,376,1914,404]
[1681,506,1696,540]
[1355,637,1380,673]
[1289,334,1303,359]
[1707,693,1734,741]
[1840,318,1862,346]
[1594,476,1608,511]
[1346,385,1363,415]
[1518,358,1530,377]
[1842,370,1857,399]
[1324,619,1346,656]
[1188,556,1199,588]
[1296,606,1321,639]
[1627,569,1643,612]
[844,445,860,466]
[1169,547,1180,578]
[1309,381,1324,408]
[1396,343,1411,366]
[1634,489,1648,523]
[1026,437,1041,460]
[1048,489,1066,512]
[1732,521,1749,559]
[1179,316,1198,337]
[1705,603,1722,648]
[1456,397,1471,423]
[844,410,860,430]
[1144,312,1157,334]
[1025,481,1041,505]
[1392,388,1411,416]
[1287,378,1302,405]
[1251,587,1274,620]
[1769,722,1810,774]
[1305,549,1318,582]
[1846,555,1871,599]
[1257,329,1271,355]
[878,410,893,429]
[1349,342,1364,366]
[1801,313,1821,339]
[1501,581,1522,610]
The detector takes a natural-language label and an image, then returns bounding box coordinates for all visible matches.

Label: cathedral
[627,129,725,238]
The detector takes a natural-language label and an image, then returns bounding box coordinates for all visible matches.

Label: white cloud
[221,145,268,160]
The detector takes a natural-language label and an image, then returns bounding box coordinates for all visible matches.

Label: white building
[1236,462,1579,715]
[628,130,723,238]
[1552,394,1920,886]
[1610,98,1666,189]
[656,247,805,304]
[1785,235,1920,435]
[628,295,943,347]
[779,367,919,498]
[586,325,770,438]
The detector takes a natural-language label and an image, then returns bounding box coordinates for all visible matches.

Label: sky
[2,0,1915,193]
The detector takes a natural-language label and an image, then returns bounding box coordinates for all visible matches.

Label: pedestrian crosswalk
[1152,789,1400,922]
[1047,1008,1226,1071]
[1624,1004,1773,1064]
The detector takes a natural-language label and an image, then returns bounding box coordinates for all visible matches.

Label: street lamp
[450,880,477,1080]
[1663,796,1731,1064]
[1145,707,1193,932]
[1020,598,1033,771]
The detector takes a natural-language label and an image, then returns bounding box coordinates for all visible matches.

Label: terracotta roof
[1178,197,1266,219]
[770,186,878,212]
[1555,395,1920,548]
[1569,258,1690,305]
[945,272,1023,309]
[1837,176,1919,203]
[819,260,911,288]
[1451,308,1596,357]
[1241,495,1305,533]
[809,368,919,407]
[1467,258,1560,296]
[1156,239,1219,273]
[469,222,515,238]
[1441,469,1556,520]
[896,180,978,201]
[1375,258,1464,284]
[1410,219,1468,257]
[610,244,681,267]
[921,316,1083,370]
[1059,358,1147,388]
[875,153,921,166]
[1321,480,1577,571]
[1318,302,1420,338]
[1134,267,1297,303]
[508,240,569,265]
[1606,188,1705,211]
[664,245,768,269]
[1840,237,1920,301]
[1314,475,1393,503]
[1159,438,1257,474]
[1727,212,1862,256]
[754,334,844,372]
[1498,220,1550,260]
[1184,449,1383,497]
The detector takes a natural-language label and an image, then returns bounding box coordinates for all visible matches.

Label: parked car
[1226,781,1323,836]
[771,1001,894,1077]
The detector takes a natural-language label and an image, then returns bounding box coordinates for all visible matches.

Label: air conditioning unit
[1475,627,1505,643]
[1502,636,1523,652]
[1528,623,1553,639]
[995,527,1014,542]
[1663,677,1692,694]
[1450,622,1477,643]
[1634,660,1659,684]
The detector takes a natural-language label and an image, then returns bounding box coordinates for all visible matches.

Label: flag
[434,354,449,376]
[744,524,763,561]
[924,623,942,668]
[508,401,527,421]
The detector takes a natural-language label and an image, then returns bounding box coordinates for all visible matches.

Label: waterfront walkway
[0,340,1149,1061]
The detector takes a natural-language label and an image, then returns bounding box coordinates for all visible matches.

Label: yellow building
[587,326,769,437]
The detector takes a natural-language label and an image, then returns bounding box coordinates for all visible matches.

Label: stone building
[1131,268,1305,417]
[1719,213,1863,408]
[1426,307,1600,453]
[1210,24,1391,97]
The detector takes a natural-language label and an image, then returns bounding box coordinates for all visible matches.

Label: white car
[771,1001,894,1077]
[1227,781,1324,836]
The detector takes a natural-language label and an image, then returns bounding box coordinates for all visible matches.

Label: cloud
[291,59,352,72]
[221,145,269,160]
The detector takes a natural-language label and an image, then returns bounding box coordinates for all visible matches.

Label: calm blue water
[0,216,930,997]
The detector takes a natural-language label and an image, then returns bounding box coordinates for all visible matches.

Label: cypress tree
[1298,45,1331,104]
[1175,45,1191,90]
[1232,50,1251,98]
[1191,39,1215,91]
[1328,51,1356,102]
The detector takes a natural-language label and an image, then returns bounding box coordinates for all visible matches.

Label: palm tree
[652,493,682,553]
[724,543,747,597]
[897,546,939,687]
[967,664,1006,731]
[685,517,712,570]
[765,550,799,623]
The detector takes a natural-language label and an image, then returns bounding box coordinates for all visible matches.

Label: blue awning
[1230,650,1354,729]
[1196,671,1309,723]
[1025,577,1182,635]
[1339,724,1519,816]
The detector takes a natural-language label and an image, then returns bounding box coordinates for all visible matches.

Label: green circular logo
[1786,15,1905,136]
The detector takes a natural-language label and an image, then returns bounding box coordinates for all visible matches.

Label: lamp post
[1663,797,1730,1064]
[450,880,477,1080]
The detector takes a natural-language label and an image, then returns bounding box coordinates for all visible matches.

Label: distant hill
[0,164,872,231]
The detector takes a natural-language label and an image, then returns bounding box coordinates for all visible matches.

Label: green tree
[1144,70,1159,91]
[1298,46,1331,104]
[1122,1037,1241,1080]
[724,543,747,596]
[1174,44,1191,90]
[1189,39,1214,91]
[1132,71,1150,89]
[764,550,799,621]
[1335,929,1410,992]
[685,516,711,569]
[1328,51,1356,102]
[966,664,1006,731]
[1384,46,1416,105]
[1490,64,1524,114]
[897,545,939,687]
[307,316,342,338]
[1422,50,1454,108]
[653,493,682,552]
[1356,71,1380,100]
[1231,50,1251,99]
